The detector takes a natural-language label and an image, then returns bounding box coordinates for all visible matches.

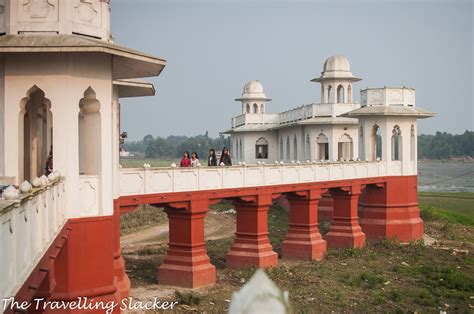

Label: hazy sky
[111,0,473,140]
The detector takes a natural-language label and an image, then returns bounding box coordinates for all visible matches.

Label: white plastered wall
[2,52,114,218]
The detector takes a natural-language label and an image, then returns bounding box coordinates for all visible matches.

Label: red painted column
[226,194,278,268]
[281,189,327,261]
[325,185,366,248]
[359,176,423,242]
[157,199,216,288]
[113,199,131,301]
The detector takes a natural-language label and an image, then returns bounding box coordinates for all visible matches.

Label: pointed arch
[410,124,416,161]
[286,136,290,160]
[337,85,345,103]
[246,103,250,113]
[337,133,353,160]
[327,85,333,103]
[347,84,352,103]
[255,137,268,159]
[279,136,283,160]
[371,124,382,160]
[391,125,402,161]
[260,103,264,113]
[305,134,311,160]
[19,85,53,181]
[293,135,298,160]
[253,103,258,113]
[316,133,329,160]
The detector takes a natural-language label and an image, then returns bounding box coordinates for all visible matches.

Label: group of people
[180,147,232,167]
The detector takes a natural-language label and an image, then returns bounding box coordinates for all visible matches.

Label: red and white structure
[0,0,434,312]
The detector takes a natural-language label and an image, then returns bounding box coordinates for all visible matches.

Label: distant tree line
[124,130,473,160]
[124,131,230,159]
[418,131,473,160]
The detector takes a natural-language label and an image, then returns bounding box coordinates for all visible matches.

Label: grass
[120,158,177,168]
[121,192,474,312]
[419,192,474,223]
[120,204,167,235]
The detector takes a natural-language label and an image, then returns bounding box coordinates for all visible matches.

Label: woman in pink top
[180,151,191,167]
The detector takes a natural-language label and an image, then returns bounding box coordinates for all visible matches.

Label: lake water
[418,161,474,192]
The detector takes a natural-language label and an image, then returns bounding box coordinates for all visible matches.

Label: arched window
[79,87,101,175]
[253,103,258,113]
[255,137,269,159]
[338,134,353,160]
[347,85,352,103]
[410,125,416,161]
[19,86,53,181]
[286,136,290,160]
[305,134,311,160]
[391,125,402,161]
[235,139,239,159]
[327,85,333,103]
[371,124,382,160]
[246,103,250,113]
[293,135,298,160]
[279,136,283,160]
[316,133,329,160]
[337,85,345,103]
[239,138,243,160]
[260,104,265,113]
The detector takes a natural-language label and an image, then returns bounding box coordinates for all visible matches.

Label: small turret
[235,80,272,114]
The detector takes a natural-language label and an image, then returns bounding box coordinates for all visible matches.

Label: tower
[311,55,361,106]
[344,87,434,172]
[235,80,271,114]
[343,87,435,241]
[0,0,166,305]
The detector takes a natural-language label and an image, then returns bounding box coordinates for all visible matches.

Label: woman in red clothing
[180,151,191,167]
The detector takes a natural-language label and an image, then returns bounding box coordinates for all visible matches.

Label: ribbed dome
[235,80,271,101]
[243,80,264,94]
[311,55,361,83]
[323,55,351,72]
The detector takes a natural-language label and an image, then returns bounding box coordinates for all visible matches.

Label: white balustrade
[0,178,67,302]
[119,160,408,196]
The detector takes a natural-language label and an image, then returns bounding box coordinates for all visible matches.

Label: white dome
[323,55,351,72]
[311,55,361,83]
[235,80,271,101]
[243,80,264,94]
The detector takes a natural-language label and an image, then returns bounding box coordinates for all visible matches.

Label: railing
[119,160,406,196]
[231,103,360,128]
[0,178,67,301]
[232,113,279,128]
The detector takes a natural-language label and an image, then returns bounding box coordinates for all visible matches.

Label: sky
[111,0,473,140]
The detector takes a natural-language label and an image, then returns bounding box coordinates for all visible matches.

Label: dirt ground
[121,201,474,313]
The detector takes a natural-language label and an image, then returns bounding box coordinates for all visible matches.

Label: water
[418,161,474,192]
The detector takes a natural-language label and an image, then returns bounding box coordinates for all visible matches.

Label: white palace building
[224,55,431,166]
[0,0,436,309]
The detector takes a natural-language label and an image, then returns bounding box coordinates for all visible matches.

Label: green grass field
[121,192,474,312]
[120,158,177,168]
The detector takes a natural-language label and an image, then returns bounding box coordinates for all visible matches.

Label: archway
[391,125,402,161]
[255,137,268,159]
[371,124,382,160]
[316,133,329,160]
[337,85,345,103]
[293,135,298,160]
[19,86,53,181]
[253,103,258,113]
[337,133,353,160]
[410,125,416,161]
